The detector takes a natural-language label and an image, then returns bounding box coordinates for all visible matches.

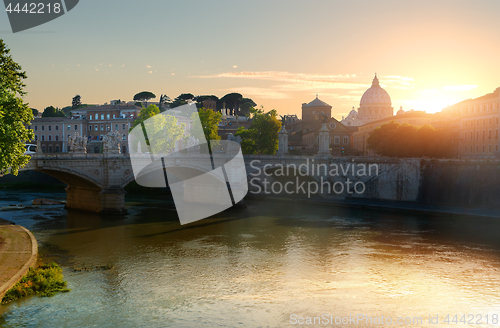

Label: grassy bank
[0,182,66,192]
[1,262,70,304]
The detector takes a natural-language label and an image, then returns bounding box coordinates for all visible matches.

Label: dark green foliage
[0,39,34,176]
[71,94,81,109]
[367,121,456,158]
[235,107,281,155]
[1,262,70,304]
[31,108,38,117]
[133,91,156,106]
[41,106,65,117]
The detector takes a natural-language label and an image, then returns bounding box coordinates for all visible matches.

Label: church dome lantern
[360,74,392,106]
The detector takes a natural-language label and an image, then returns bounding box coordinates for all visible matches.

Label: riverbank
[246,194,500,218]
[0,218,38,300]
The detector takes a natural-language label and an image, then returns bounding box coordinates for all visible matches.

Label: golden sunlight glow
[402,91,467,114]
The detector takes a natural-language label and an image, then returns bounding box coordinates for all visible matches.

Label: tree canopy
[133,91,156,106]
[367,121,455,158]
[41,106,66,117]
[129,104,184,153]
[235,107,281,155]
[72,94,81,109]
[131,104,161,129]
[170,93,195,108]
[190,107,222,143]
[31,108,38,117]
[0,39,34,176]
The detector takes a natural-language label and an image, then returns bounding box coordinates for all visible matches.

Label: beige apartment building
[30,103,141,153]
[457,88,500,158]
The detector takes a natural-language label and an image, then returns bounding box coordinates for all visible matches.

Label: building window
[41,126,45,131]
[55,145,60,152]
[107,114,110,119]
[55,126,59,131]
[106,125,110,131]
[476,131,479,140]
[489,145,492,152]
[48,126,52,131]
[489,130,492,139]
[89,116,92,121]
[35,126,38,131]
[122,124,125,130]
[67,135,71,140]
[74,125,78,130]
[464,146,467,153]
[55,135,59,141]
[115,124,118,130]
[41,135,45,141]
[35,135,38,141]
[113,115,116,119]
[48,145,53,152]
[470,132,473,140]
[95,125,98,131]
[483,131,486,140]
[89,126,92,131]
[496,130,499,139]
[67,126,71,131]
[483,146,485,152]
[122,146,127,153]
[476,146,479,152]
[343,136,349,144]
[122,134,126,141]
[334,136,340,144]
[48,135,52,141]
[101,114,104,120]
[101,125,104,131]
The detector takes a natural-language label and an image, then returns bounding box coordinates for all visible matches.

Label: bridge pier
[66,185,127,215]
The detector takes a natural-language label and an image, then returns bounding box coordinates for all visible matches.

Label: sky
[1,0,500,118]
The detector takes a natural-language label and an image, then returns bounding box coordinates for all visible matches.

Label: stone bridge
[22,152,425,214]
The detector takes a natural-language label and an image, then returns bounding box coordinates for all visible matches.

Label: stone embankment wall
[249,157,500,211]
[356,159,500,210]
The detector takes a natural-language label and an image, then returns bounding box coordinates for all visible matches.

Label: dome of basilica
[360,74,391,106]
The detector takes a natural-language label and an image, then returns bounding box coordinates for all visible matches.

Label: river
[0,190,499,327]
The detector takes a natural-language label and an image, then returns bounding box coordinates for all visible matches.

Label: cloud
[195,71,413,92]
[225,87,289,99]
[442,85,478,91]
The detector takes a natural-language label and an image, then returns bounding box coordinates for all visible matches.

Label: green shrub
[1,262,70,304]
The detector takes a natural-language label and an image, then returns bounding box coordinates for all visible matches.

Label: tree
[31,108,39,117]
[235,107,281,155]
[367,121,455,158]
[72,94,81,109]
[220,93,242,115]
[41,106,65,117]
[158,94,171,112]
[0,39,34,176]
[129,104,184,153]
[133,91,156,107]
[170,93,194,108]
[190,107,222,142]
[239,98,257,116]
[131,104,161,129]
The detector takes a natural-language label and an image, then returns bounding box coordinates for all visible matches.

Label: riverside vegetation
[1,262,70,304]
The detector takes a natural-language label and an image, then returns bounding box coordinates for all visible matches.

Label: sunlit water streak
[0,191,499,327]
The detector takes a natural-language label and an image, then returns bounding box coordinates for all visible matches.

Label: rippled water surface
[1,191,500,327]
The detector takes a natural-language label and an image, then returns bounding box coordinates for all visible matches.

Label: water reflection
[0,192,500,327]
